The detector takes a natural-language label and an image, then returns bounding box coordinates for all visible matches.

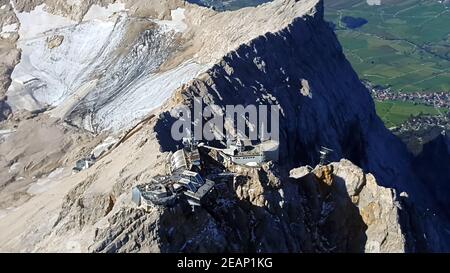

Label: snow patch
[0,207,15,220]
[8,17,123,110]
[95,60,207,131]
[7,4,203,132]
[83,3,126,21]
[8,162,20,173]
[0,129,15,142]
[91,136,118,158]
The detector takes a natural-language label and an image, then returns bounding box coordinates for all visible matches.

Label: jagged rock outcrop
[291,160,406,253]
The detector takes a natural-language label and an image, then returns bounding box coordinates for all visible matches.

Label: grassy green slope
[375,100,448,127]
[325,0,450,92]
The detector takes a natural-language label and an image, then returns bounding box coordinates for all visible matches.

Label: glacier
[7,4,207,132]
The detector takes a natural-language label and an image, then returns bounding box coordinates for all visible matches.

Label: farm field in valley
[325,0,450,93]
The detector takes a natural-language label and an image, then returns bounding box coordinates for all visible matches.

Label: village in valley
[367,82,450,109]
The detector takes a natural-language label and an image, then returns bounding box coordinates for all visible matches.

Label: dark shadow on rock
[397,196,429,252]
[408,133,450,252]
[151,14,383,182]
[0,100,12,122]
[413,134,450,215]
[328,175,368,252]
[155,165,368,253]
[186,0,273,11]
[154,111,181,152]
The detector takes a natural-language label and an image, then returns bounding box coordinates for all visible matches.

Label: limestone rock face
[290,160,406,253]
